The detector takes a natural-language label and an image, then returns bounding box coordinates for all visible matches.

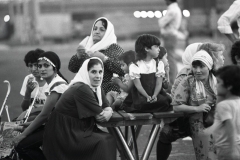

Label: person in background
[106,50,135,110]
[20,49,47,112]
[68,17,124,94]
[13,51,68,160]
[217,0,240,43]
[43,58,116,160]
[158,0,182,90]
[122,34,172,113]
[230,40,240,65]
[209,65,240,160]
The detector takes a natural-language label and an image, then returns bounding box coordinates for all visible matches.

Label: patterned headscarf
[79,17,117,53]
[182,43,202,67]
[69,57,103,106]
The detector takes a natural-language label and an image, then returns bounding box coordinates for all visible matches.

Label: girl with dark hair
[231,40,240,65]
[12,51,68,160]
[43,57,116,160]
[68,17,124,94]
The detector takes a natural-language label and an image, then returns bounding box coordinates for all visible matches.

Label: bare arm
[174,103,211,113]
[153,77,163,97]
[112,77,133,93]
[133,78,150,99]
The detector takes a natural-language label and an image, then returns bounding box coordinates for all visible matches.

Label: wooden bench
[98,110,184,160]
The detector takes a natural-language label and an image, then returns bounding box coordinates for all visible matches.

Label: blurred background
[0,0,235,122]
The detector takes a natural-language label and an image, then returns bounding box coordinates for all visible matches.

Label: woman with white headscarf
[172,50,218,160]
[43,57,116,160]
[68,17,124,94]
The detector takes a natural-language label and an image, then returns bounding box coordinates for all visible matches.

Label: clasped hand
[146,95,157,103]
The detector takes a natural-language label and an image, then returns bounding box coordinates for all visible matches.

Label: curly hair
[198,42,225,71]
[24,48,45,67]
[135,34,160,61]
[215,65,240,96]
[230,40,240,65]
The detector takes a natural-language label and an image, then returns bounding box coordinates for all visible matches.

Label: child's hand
[76,45,86,59]
[150,95,157,103]
[164,64,170,74]
[146,96,152,102]
[26,78,37,93]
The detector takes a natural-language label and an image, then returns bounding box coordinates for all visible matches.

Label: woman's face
[88,63,103,87]
[161,53,169,67]
[192,62,210,82]
[38,60,55,80]
[28,62,40,78]
[92,20,106,44]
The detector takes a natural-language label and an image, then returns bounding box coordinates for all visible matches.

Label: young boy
[213,65,240,160]
[106,50,135,110]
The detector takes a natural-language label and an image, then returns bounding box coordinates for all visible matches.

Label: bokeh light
[140,11,147,18]
[162,10,167,16]
[154,11,162,18]
[133,11,141,18]
[183,10,190,17]
[4,15,10,22]
[147,11,154,18]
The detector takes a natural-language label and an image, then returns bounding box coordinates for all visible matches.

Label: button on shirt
[158,2,182,36]
[217,0,240,36]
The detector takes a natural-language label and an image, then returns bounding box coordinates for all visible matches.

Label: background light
[134,11,141,18]
[147,11,154,18]
[162,10,167,16]
[154,11,162,18]
[183,10,190,17]
[140,11,147,18]
[4,15,10,22]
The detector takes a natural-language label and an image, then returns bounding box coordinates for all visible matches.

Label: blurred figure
[217,0,240,43]
[158,0,182,90]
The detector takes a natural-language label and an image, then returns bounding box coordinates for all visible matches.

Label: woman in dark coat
[43,57,116,160]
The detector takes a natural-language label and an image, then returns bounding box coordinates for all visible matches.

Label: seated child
[106,50,135,110]
[210,65,240,160]
[122,34,172,113]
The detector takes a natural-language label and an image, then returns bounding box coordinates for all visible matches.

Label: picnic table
[98,110,184,160]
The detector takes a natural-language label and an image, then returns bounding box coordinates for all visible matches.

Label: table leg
[109,127,135,160]
[128,125,142,150]
[131,126,139,160]
[125,126,129,142]
[141,124,161,160]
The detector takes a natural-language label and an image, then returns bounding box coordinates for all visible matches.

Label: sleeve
[156,61,165,78]
[101,88,110,109]
[74,85,103,119]
[103,44,125,76]
[20,76,29,96]
[171,77,190,106]
[217,2,240,34]
[50,84,68,95]
[216,102,232,122]
[171,74,186,97]
[68,53,90,73]
[129,63,141,80]
[158,10,175,29]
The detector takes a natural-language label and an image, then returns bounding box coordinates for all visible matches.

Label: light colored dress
[172,75,217,160]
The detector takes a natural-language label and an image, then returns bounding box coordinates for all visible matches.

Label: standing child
[106,50,135,110]
[123,34,172,113]
[211,65,240,160]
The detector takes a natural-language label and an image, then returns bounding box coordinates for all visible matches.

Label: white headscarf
[79,17,117,53]
[191,50,217,98]
[69,57,104,106]
[182,43,202,67]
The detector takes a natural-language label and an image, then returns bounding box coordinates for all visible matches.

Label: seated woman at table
[13,51,68,160]
[157,43,225,160]
[17,49,47,121]
[172,50,218,160]
[43,57,116,160]
[68,17,124,94]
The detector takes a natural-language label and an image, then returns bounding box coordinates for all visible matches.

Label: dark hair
[215,65,240,96]
[135,34,160,60]
[94,18,108,30]
[118,50,136,66]
[24,48,45,67]
[158,46,167,59]
[169,0,177,2]
[38,51,68,83]
[231,40,240,64]
[88,59,103,71]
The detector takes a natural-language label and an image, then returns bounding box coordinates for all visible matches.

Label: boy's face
[147,45,160,59]
[161,53,169,67]
[120,61,129,73]
[216,76,228,97]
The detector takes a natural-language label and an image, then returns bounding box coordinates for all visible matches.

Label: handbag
[202,104,215,128]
